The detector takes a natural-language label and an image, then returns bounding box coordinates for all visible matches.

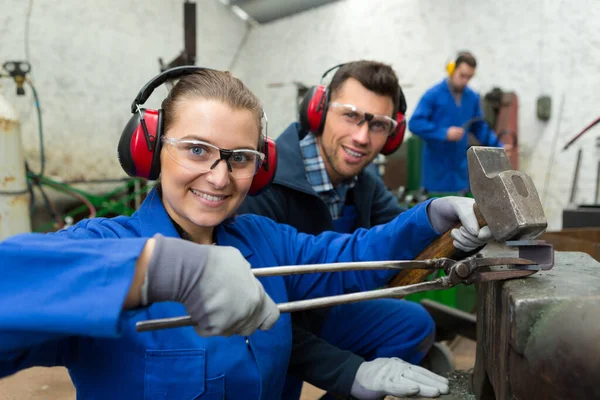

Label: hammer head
[468,147,547,242]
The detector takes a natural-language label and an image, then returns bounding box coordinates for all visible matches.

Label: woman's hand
[127,234,280,337]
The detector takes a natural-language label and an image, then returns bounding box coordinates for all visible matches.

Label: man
[239,61,482,399]
[409,51,508,193]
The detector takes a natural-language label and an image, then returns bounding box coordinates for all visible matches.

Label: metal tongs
[135,240,554,333]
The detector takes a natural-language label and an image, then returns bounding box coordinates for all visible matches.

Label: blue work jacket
[0,188,439,400]
[408,79,503,192]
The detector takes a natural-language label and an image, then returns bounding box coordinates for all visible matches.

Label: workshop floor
[0,337,475,400]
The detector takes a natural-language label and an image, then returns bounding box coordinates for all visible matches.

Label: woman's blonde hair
[161,69,264,144]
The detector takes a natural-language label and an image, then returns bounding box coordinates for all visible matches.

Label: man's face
[319,78,394,185]
[450,63,476,92]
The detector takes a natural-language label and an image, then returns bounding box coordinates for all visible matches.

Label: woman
[0,67,489,399]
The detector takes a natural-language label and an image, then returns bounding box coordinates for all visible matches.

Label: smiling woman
[158,96,264,243]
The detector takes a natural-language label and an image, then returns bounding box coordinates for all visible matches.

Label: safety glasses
[328,102,398,136]
[162,137,265,179]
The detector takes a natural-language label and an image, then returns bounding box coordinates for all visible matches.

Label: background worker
[409,51,509,194]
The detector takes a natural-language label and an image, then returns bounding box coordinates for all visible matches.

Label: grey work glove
[427,197,493,252]
[141,234,280,337]
[350,358,449,399]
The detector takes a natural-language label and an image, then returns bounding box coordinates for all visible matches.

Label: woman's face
[160,98,261,237]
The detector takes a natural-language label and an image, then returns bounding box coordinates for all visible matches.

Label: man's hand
[142,234,280,337]
[427,197,493,252]
[446,126,465,142]
[350,358,450,399]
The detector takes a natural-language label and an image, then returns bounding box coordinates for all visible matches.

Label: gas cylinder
[0,85,32,240]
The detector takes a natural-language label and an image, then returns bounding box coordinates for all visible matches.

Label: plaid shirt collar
[299,132,357,219]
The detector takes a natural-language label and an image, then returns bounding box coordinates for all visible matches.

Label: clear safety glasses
[162,137,265,179]
[328,102,399,136]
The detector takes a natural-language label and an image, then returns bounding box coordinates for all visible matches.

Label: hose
[562,115,600,151]
[39,178,97,219]
[26,79,45,178]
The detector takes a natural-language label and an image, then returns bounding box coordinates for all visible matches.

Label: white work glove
[350,358,450,399]
[427,197,493,252]
[142,234,280,337]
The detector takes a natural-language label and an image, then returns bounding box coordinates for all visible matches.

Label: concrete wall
[0,0,249,182]
[2,0,598,230]
[233,0,600,230]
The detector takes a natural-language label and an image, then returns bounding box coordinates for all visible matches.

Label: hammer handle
[388,203,487,288]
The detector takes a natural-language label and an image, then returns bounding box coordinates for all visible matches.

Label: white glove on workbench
[427,197,493,252]
[142,234,280,337]
[350,358,450,399]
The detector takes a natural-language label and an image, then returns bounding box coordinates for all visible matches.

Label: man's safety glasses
[162,137,265,179]
[329,102,399,136]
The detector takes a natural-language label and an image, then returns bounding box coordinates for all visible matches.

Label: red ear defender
[380,112,406,156]
[380,84,408,155]
[119,66,216,181]
[299,85,328,134]
[248,135,277,196]
[117,108,163,180]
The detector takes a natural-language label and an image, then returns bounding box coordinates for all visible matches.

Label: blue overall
[409,79,503,192]
[240,123,436,398]
[0,187,441,399]
[332,205,358,234]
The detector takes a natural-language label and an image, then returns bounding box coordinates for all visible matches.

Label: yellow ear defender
[446,51,472,76]
[446,59,456,76]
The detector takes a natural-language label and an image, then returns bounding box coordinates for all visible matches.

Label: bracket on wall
[158,1,197,72]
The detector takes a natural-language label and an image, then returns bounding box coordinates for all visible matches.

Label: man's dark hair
[455,52,477,69]
[328,61,400,116]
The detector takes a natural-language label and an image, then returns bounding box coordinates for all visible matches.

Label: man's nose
[352,121,370,145]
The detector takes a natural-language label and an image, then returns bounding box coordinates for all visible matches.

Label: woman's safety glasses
[328,102,398,136]
[162,137,265,178]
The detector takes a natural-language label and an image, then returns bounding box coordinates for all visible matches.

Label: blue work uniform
[409,79,503,192]
[0,186,440,400]
[239,123,436,398]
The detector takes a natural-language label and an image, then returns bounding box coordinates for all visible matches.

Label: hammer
[389,146,548,288]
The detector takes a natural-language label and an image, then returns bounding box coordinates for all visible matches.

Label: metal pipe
[136,279,448,332]
[251,259,445,277]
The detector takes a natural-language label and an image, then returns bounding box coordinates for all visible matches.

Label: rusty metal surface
[542,227,600,242]
[472,249,600,400]
[540,231,600,262]
[467,147,547,242]
[0,88,32,240]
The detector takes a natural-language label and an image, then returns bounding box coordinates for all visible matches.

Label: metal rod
[277,279,449,313]
[595,160,600,205]
[569,148,582,204]
[135,279,450,332]
[251,259,444,277]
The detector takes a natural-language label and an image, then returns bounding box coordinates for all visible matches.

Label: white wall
[0,0,249,182]
[232,0,600,231]
[2,0,598,230]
